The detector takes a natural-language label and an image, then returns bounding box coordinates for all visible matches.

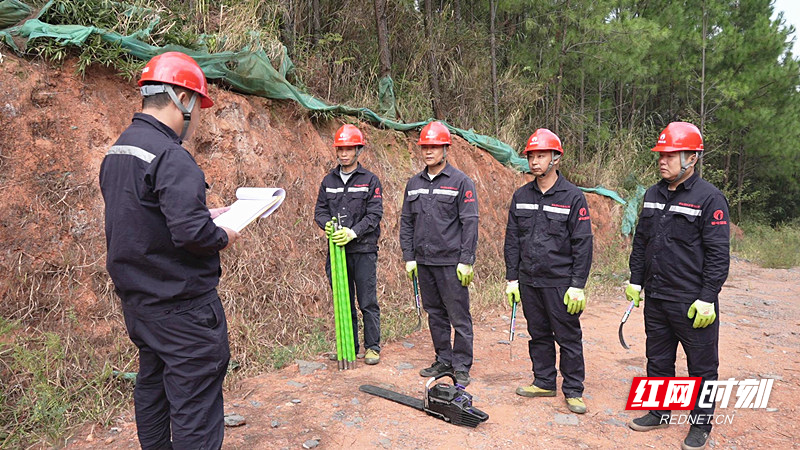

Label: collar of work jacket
[657,170,700,196]
[329,162,367,181]
[527,170,569,196]
[419,162,455,182]
[133,112,182,144]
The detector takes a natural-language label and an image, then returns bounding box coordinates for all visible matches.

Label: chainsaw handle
[425,372,458,391]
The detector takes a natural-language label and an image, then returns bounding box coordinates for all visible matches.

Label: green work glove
[456,263,474,287]
[331,227,356,246]
[563,287,586,315]
[687,300,716,329]
[625,283,643,307]
[405,261,418,280]
[506,280,521,307]
[324,219,335,238]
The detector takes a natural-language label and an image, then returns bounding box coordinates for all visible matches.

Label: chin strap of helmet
[666,151,698,183]
[140,84,198,141]
[337,145,365,166]
[539,150,561,178]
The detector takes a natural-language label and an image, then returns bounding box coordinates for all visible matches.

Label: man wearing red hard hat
[100,52,239,450]
[625,122,730,450]
[503,128,594,414]
[400,121,479,387]
[314,124,384,365]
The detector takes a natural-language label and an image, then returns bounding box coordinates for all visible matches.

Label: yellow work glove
[324,219,335,238]
[563,287,586,315]
[687,300,716,328]
[405,261,418,280]
[625,283,643,307]
[331,227,356,246]
[456,263,474,287]
[506,280,521,307]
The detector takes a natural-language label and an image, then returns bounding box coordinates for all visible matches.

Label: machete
[618,300,636,349]
[412,274,422,331]
[508,301,517,359]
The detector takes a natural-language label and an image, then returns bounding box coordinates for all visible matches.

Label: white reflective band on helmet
[669,205,703,216]
[643,202,666,210]
[326,187,345,193]
[408,188,430,196]
[543,205,570,214]
[516,203,539,210]
[432,189,458,196]
[106,145,155,163]
[348,187,369,193]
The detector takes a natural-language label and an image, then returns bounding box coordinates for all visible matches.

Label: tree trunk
[737,146,745,220]
[281,0,296,57]
[453,0,461,23]
[490,0,499,135]
[580,69,585,161]
[423,0,443,118]
[698,0,707,176]
[554,1,569,135]
[597,81,602,128]
[311,0,321,45]
[374,0,391,78]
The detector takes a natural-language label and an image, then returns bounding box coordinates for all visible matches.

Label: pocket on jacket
[670,213,699,244]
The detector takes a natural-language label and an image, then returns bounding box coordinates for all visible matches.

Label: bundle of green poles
[330,220,356,370]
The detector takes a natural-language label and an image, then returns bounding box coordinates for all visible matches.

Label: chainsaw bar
[359,385,424,411]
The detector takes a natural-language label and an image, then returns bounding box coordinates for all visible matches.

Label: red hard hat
[333,124,365,147]
[524,128,563,155]
[138,52,214,108]
[418,121,451,145]
[652,122,703,153]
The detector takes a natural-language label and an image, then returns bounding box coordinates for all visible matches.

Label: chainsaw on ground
[359,373,489,428]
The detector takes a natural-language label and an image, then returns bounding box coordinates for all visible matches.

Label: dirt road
[68,259,800,449]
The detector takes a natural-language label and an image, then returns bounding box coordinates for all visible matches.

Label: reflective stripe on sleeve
[106,145,156,163]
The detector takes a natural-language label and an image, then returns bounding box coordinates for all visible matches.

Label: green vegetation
[13,0,799,224]
[732,221,800,269]
[0,317,135,448]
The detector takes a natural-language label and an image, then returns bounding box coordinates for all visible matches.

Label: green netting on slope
[1,0,637,210]
[621,185,647,236]
[0,0,531,172]
[0,0,30,29]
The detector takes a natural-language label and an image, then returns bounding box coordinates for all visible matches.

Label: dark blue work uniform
[630,171,730,431]
[400,163,479,373]
[314,163,383,353]
[504,172,593,398]
[100,113,230,450]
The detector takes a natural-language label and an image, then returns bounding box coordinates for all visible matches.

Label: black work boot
[681,426,710,450]
[454,371,470,387]
[628,413,669,432]
[419,360,452,377]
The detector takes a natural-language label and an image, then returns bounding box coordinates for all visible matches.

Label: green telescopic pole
[336,244,349,367]
[339,244,355,366]
[336,243,349,368]
[329,235,343,370]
